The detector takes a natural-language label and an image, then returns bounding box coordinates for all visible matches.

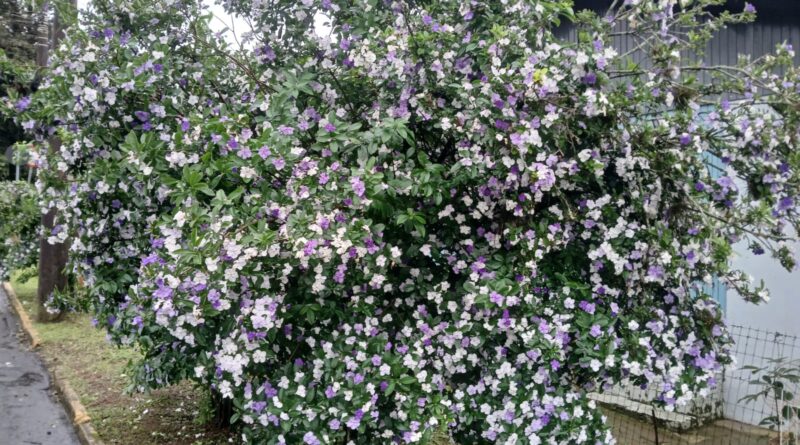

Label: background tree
[0,0,47,179]
[0,0,47,63]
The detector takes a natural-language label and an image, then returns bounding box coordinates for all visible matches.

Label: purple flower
[589,324,602,338]
[578,301,595,314]
[744,2,756,13]
[489,291,504,305]
[258,44,276,61]
[778,196,794,211]
[278,125,294,135]
[350,176,366,198]
[258,146,271,159]
[140,253,161,267]
[346,409,364,429]
[647,265,665,280]
[303,432,320,445]
[15,96,31,112]
[324,122,336,132]
[325,385,336,398]
[153,283,173,299]
[716,176,736,193]
[250,401,266,413]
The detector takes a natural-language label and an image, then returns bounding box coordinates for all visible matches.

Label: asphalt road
[0,286,79,445]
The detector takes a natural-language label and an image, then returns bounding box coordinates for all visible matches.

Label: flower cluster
[18,0,800,443]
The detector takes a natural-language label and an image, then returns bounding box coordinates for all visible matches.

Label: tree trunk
[37,206,67,322]
[210,389,235,428]
[35,0,74,323]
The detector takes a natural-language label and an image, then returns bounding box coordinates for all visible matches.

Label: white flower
[83,87,98,103]
[96,181,110,194]
[240,166,257,180]
[174,211,186,228]
[496,362,515,379]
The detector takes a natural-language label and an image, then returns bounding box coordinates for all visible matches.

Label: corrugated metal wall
[556,1,800,67]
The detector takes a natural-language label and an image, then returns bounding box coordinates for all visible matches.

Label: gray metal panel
[555,2,800,69]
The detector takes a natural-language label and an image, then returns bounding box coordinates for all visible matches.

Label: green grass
[9,270,228,445]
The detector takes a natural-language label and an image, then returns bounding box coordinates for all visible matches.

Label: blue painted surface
[700,276,728,312]
[698,106,728,312]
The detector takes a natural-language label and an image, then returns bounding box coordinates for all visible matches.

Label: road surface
[0,285,79,445]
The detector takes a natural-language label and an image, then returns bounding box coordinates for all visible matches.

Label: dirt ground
[604,407,787,445]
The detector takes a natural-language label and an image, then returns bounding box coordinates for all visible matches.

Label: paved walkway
[0,286,78,445]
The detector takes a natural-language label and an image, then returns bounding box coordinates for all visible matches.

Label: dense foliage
[1,49,37,171]
[16,0,800,443]
[0,180,40,280]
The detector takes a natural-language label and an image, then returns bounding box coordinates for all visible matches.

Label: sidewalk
[0,285,79,445]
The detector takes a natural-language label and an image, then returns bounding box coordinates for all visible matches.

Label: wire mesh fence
[602,324,800,445]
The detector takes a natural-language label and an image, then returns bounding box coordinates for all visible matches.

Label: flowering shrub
[18,0,800,443]
[0,180,39,280]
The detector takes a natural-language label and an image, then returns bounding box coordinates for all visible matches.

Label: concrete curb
[3,281,41,348]
[3,281,104,445]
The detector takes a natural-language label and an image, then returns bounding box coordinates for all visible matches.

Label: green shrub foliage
[0,180,39,279]
[16,0,800,443]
